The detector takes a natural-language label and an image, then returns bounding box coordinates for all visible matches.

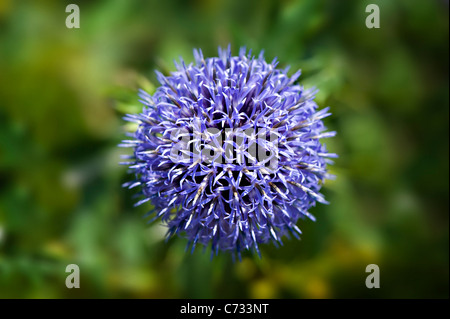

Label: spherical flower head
[121,46,336,259]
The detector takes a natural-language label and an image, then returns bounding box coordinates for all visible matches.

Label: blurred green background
[0,0,448,298]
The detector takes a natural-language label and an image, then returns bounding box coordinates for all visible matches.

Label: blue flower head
[121,46,336,259]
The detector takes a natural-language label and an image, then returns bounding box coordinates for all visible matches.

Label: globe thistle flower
[121,46,336,259]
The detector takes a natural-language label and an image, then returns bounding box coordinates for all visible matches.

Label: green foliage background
[0,0,448,298]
